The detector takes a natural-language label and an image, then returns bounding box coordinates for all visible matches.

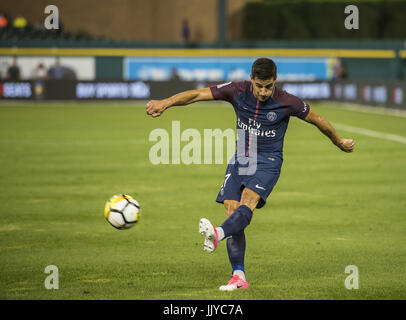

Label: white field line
[319,101,406,118]
[333,122,406,144]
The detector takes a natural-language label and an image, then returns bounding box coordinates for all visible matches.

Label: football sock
[220,205,253,238]
[233,269,246,281]
[227,230,246,279]
[216,226,225,241]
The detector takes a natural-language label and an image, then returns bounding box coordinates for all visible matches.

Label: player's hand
[337,138,355,153]
[146,100,168,118]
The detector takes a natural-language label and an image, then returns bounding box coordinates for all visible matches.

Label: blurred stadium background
[1,0,406,301]
[0,0,405,106]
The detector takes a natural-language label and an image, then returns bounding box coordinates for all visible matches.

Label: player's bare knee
[240,188,260,212]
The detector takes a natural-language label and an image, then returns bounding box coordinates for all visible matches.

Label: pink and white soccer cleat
[219,275,250,291]
[199,218,218,253]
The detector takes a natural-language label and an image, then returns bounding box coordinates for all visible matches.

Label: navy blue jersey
[210,81,310,157]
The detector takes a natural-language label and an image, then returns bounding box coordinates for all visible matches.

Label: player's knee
[240,188,261,212]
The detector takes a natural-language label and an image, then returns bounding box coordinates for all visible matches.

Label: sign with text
[124,57,335,82]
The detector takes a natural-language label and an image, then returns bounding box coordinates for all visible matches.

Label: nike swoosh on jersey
[255,184,265,190]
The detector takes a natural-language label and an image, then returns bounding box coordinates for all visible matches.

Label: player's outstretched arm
[304,108,355,153]
[146,87,213,118]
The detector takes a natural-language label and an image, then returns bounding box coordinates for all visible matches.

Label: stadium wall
[2,0,255,43]
[0,55,95,80]
[4,1,405,43]
[0,46,403,81]
[242,1,406,40]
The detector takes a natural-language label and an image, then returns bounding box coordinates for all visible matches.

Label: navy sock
[220,205,252,238]
[226,231,246,273]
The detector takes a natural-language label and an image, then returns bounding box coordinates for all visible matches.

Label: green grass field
[0,100,405,300]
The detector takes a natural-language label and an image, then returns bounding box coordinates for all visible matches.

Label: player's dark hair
[251,58,277,80]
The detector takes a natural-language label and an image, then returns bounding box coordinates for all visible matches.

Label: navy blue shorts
[216,153,282,209]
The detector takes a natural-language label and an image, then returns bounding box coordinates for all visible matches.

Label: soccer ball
[104,194,141,230]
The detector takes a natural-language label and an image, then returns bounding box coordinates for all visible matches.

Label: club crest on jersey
[266,111,277,122]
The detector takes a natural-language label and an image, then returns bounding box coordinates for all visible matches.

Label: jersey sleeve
[272,87,311,120]
[289,95,311,120]
[209,81,237,102]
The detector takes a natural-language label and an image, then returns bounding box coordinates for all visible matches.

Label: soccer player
[146,58,355,291]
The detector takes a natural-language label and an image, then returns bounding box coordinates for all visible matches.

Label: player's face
[250,76,276,102]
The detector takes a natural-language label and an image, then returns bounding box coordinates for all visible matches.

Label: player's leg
[217,166,281,290]
[218,190,260,291]
[224,200,247,280]
[218,188,260,240]
[199,162,241,253]
[199,187,260,253]
[224,199,240,218]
